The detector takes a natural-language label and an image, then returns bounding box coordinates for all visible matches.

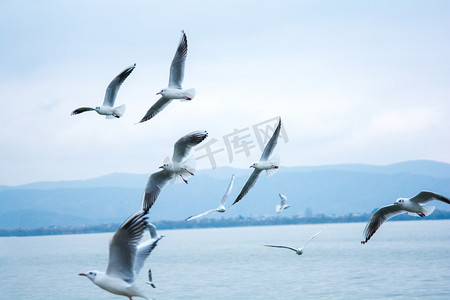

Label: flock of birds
[71,31,194,124]
[74,31,450,299]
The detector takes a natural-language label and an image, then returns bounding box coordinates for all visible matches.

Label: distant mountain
[282,160,450,179]
[0,173,149,191]
[1,160,449,229]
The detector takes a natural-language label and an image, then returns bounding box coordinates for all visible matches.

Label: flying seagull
[79,209,163,299]
[141,130,208,211]
[264,230,322,256]
[276,193,290,214]
[361,191,450,244]
[146,269,156,289]
[233,118,282,205]
[185,174,235,221]
[71,64,135,118]
[138,31,195,123]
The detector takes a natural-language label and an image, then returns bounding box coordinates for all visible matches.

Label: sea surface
[1,220,450,299]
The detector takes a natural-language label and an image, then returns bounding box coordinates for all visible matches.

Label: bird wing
[300,230,321,250]
[147,222,158,239]
[103,64,136,107]
[185,209,217,221]
[168,30,188,89]
[71,107,95,115]
[147,269,156,288]
[134,236,163,277]
[138,97,172,123]
[279,193,287,206]
[148,269,152,281]
[172,130,208,163]
[141,170,174,212]
[106,210,147,283]
[232,169,262,205]
[260,118,282,161]
[362,204,405,244]
[410,191,450,205]
[264,244,297,252]
[134,224,163,276]
[220,174,235,206]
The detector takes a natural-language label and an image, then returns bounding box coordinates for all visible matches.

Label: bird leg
[185,97,192,100]
[179,174,188,184]
[418,212,426,217]
[184,168,194,176]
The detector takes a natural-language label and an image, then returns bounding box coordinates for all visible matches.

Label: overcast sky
[0,0,449,186]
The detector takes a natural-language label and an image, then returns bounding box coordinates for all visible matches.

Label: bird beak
[249,165,253,168]
[159,166,163,169]
[156,92,161,95]
[393,202,398,205]
[78,273,87,277]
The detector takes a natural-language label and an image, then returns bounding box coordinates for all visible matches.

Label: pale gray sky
[1,0,449,185]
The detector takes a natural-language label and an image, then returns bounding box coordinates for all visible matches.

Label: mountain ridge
[1,160,449,229]
[1,159,449,191]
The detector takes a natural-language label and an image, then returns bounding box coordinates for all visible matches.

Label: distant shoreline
[1,210,449,237]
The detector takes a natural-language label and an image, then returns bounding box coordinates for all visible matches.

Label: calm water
[1,220,450,299]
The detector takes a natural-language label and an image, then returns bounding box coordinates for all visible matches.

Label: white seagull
[138,30,195,123]
[71,64,135,118]
[264,230,322,256]
[79,210,163,299]
[233,118,282,205]
[276,193,290,214]
[361,191,450,244]
[185,174,235,221]
[141,130,208,211]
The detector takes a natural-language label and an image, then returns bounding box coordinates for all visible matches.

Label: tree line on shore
[1,210,450,237]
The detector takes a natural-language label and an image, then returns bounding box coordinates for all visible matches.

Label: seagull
[276,193,290,214]
[138,30,195,123]
[141,130,208,211]
[264,230,321,256]
[361,191,450,244]
[185,174,235,221]
[79,209,163,299]
[233,118,282,205]
[146,269,156,288]
[71,64,135,118]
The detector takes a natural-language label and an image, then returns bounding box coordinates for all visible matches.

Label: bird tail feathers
[408,206,435,217]
[113,104,126,117]
[170,157,197,184]
[265,168,278,178]
[422,205,435,216]
[182,88,196,100]
[266,155,280,177]
[183,156,197,173]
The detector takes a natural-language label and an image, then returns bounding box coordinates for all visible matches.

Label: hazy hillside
[1,160,449,229]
